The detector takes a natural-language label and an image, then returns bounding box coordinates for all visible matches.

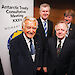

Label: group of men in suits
[45,21,75,75]
[36,3,75,75]
[9,3,75,75]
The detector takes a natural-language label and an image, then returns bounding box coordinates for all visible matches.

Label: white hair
[55,20,68,31]
[22,16,38,29]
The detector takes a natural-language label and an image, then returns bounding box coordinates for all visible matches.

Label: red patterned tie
[57,39,61,56]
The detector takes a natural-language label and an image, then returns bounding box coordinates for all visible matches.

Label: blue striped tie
[44,21,47,37]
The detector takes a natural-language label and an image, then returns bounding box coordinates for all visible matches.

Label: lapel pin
[70,28,72,31]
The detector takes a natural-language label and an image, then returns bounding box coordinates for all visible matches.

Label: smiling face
[55,23,67,39]
[40,7,50,20]
[22,20,37,39]
[64,15,73,24]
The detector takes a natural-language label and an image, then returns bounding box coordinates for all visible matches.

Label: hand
[43,67,47,72]
[37,67,41,71]
[65,73,67,75]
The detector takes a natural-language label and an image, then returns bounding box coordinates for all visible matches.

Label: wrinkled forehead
[25,20,37,26]
[56,23,67,30]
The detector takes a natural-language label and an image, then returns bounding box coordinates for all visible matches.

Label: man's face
[22,20,37,38]
[64,15,72,24]
[56,23,67,39]
[40,7,50,20]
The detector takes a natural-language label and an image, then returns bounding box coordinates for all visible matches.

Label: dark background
[34,0,75,9]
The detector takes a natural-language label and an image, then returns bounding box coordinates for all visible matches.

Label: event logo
[7,30,22,50]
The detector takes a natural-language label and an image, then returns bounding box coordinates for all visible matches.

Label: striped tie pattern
[44,21,47,37]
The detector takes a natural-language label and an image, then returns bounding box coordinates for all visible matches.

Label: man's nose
[59,30,62,33]
[30,28,33,32]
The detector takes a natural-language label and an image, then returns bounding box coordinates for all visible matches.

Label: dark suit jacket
[46,37,75,75]
[68,23,75,39]
[0,58,4,75]
[37,18,53,67]
[9,32,43,75]
[37,18,53,41]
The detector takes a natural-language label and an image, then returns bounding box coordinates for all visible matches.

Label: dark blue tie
[30,39,35,55]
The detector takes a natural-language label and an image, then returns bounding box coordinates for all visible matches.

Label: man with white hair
[9,16,43,75]
[45,21,75,75]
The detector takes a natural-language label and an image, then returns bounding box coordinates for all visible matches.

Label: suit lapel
[55,38,58,57]
[38,18,46,36]
[50,37,57,58]
[47,20,50,36]
[60,38,70,56]
[19,33,33,62]
[34,35,41,62]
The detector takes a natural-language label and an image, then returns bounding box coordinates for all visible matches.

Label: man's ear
[66,30,68,34]
[22,26,24,32]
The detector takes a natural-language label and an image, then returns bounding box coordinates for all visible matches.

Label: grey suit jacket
[46,37,75,75]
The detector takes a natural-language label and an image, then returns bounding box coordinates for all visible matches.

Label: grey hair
[55,20,68,31]
[40,3,50,11]
[22,16,38,29]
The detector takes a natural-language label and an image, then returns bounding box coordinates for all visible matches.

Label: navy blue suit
[37,18,53,40]
[9,32,43,75]
[36,18,53,75]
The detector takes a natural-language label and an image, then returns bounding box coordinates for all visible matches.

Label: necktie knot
[44,21,46,26]
[57,39,61,56]
[58,39,61,48]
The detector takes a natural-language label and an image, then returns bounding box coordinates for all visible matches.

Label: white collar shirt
[57,37,66,48]
[40,17,48,31]
[23,33,35,62]
[66,23,71,37]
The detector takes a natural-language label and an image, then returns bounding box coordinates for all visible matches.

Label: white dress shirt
[57,37,66,48]
[66,23,71,37]
[40,17,48,31]
[23,33,35,62]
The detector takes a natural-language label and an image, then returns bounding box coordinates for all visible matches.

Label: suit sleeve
[43,38,50,67]
[9,40,21,75]
[67,41,75,75]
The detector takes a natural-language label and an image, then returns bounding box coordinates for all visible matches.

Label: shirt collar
[40,17,47,24]
[57,37,66,43]
[67,23,71,28]
[23,33,34,43]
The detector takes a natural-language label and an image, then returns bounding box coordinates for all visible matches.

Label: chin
[27,34,34,38]
[58,36,63,39]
